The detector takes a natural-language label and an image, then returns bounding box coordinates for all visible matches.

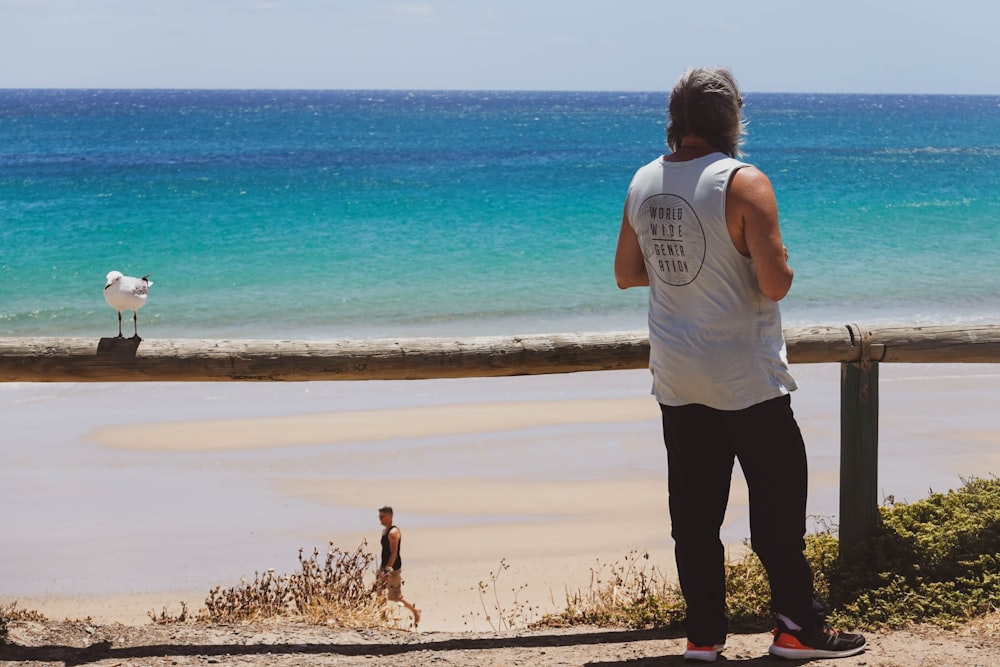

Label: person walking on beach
[377,506,420,627]
[614,67,866,662]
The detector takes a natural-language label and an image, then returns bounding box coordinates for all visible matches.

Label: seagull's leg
[117,311,124,338]
[132,311,141,341]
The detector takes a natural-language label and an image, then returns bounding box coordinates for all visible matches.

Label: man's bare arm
[614,209,649,289]
[727,166,793,301]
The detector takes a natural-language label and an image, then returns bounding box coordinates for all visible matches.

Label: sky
[1,0,998,94]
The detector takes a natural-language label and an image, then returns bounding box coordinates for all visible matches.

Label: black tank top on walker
[380,526,402,571]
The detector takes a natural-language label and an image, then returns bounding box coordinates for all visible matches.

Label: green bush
[545,476,1000,631]
[824,476,1000,629]
[722,476,1000,631]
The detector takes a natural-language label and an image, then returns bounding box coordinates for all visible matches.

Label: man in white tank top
[615,67,865,662]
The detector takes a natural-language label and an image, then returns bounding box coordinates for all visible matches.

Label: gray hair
[666,67,746,157]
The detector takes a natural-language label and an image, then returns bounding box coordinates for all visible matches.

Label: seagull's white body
[104,271,153,338]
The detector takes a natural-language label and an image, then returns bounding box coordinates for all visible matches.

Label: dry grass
[288,542,388,626]
[961,609,1000,637]
[149,540,399,629]
[465,558,542,632]
[537,550,685,629]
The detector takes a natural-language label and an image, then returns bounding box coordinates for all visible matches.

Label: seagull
[104,271,153,340]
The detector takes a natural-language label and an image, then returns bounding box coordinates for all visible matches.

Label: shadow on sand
[0,627,810,667]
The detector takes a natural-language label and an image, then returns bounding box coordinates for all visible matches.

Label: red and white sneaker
[683,640,726,662]
[769,621,866,659]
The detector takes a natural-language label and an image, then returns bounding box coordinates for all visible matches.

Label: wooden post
[839,325,881,563]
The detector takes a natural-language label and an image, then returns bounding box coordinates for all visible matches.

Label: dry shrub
[199,540,390,628]
[542,550,685,629]
[203,567,289,623]
[148,601,190,625]
[288,541,385,625]
[0,602,47,643]
[467,558,541,632]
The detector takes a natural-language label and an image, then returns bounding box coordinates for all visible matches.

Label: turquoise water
[2,90,999,339]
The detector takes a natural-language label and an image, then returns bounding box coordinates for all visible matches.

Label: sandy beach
[3,362,999,639]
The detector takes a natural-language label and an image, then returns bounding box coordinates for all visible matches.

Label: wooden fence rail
[1,324,998,383]
[2,323,998,562]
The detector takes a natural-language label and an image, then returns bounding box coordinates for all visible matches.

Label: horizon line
[1,86,996,98]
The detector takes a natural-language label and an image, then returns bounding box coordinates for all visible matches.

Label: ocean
[2,89,999,340]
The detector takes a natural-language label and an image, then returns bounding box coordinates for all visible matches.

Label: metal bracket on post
[853,324,872,402]
[845,323,886,404]
[846,323,886,368]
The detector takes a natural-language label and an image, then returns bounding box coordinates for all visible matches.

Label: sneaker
[769,621,866,659]
[683,641,726,662]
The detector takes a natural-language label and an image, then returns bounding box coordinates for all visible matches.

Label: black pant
[660,394,820,645]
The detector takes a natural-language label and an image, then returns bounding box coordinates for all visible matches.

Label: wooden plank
[869,324,1000,363]
[784,326,857,363]
[0,324,997,383]
[0,332,652,382]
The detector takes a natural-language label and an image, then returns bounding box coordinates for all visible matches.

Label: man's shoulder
[729,164,774,196]
[634,155,666,172]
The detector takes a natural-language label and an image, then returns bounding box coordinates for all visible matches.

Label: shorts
[385,568,403,601]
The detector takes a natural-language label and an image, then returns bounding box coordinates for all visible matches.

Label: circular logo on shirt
[637,194,706,286]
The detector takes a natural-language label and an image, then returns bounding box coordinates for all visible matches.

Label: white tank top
[624,153,797,410]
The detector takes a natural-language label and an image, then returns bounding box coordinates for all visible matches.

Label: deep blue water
[2,89,999,339]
